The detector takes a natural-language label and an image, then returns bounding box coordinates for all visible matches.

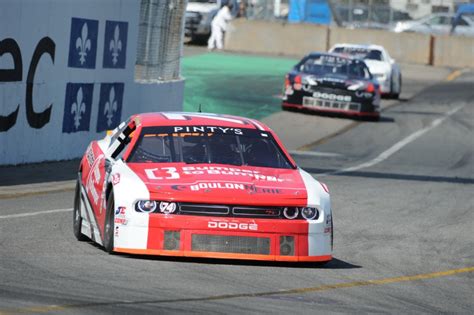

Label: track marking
[314,105,465,176]
[445,69,462,82]
[1,266,473,314]
[0,208,71,220]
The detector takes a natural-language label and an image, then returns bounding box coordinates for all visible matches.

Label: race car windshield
[127,126,294,169]
[298,55,371,79]
[332,47,383,61]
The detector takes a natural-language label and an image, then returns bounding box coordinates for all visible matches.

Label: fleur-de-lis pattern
[68,18,98,69]
[63,83,93,133]
[109,26,122,66]
[96,83,124,132]
[71,87,86,129]
[104,87,118,126]
[76,23,91,65]
[103,21,128,68]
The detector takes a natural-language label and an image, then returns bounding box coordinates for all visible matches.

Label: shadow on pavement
[0,159,80,186]
[115,251,361,269]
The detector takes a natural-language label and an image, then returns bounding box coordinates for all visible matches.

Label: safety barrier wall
[0,0,184,165]
[433,35,474,68]
[225,20,474,67]
[225,19,328,56]
[328,27,431,64]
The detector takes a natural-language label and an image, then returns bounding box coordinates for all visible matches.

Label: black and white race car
[282,53,381,120]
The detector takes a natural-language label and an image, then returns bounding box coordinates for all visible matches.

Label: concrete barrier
[328,27,431,65]
[225,20,474,68]
[0,0,184,165]
[434,35,474,68]
[225,19,328,57]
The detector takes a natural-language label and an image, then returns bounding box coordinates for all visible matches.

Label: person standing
[208,2,233,50]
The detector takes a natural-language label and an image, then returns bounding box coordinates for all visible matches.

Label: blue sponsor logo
[103,21,128,69]
[62,83,93,133]
[96,83,124,132]
[68,17,98,69]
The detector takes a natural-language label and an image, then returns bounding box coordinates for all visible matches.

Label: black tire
[73,175,88,242]
[390,74,401,99]
[103,190,115,253]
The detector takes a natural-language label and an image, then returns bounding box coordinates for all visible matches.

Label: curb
[0,181,75,200]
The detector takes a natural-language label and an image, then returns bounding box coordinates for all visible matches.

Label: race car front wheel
[103,190,115,253]
[73,175,88,242]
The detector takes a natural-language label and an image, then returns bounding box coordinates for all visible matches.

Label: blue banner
[288,0,332,25]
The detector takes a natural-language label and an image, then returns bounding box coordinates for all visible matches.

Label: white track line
[0,208,72,220]
[314,105,465,177]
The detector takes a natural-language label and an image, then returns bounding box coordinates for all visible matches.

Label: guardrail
[225,19,474,68]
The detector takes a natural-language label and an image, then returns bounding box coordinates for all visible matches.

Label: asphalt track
[0,52,473,313]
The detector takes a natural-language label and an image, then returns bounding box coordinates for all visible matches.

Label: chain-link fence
[136,0,186,82]
[240,0,467,27]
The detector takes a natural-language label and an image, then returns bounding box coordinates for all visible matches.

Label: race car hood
[127,163,309,206]
[363,60,390,76]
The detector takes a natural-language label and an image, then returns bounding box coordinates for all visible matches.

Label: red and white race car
[74,112,333,262]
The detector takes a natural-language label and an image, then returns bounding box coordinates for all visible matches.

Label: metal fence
[136,0,186,82]
[242,0,466,26]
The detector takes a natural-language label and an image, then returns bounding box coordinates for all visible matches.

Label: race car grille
[232,207,280,218]
[179,204,230,215]
[191,234,271,255]
[178,203,282,218]
[303,96,361,112]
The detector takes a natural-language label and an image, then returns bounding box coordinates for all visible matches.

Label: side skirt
[80,184,103,246]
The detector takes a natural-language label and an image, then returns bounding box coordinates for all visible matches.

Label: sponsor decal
[159,202,176,214]
[111,173,121,185]
[173,126,243,135]
[355,91,373,98]
[85,156,102,205]
[115,226,120,236]
[115,206,126,215]
[114,206,127,225]
[114,217,128,225]
[180,182,283,194]
[208,221,258,231]
[103,21,128,69]
[86,146,95,167]
[313,92,351,102]
[68,17,98,69]
[146,166,287,182]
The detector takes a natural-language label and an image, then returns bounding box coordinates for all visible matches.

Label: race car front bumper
[113,214,333,262]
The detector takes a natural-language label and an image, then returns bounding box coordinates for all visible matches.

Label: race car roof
[132,112,270,131]
[304,52,361,61]
[331,43,386,52]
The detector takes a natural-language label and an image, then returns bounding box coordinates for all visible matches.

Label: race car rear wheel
[73,175,88,242]
[103,190,115,253]
[390,74,401,99]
